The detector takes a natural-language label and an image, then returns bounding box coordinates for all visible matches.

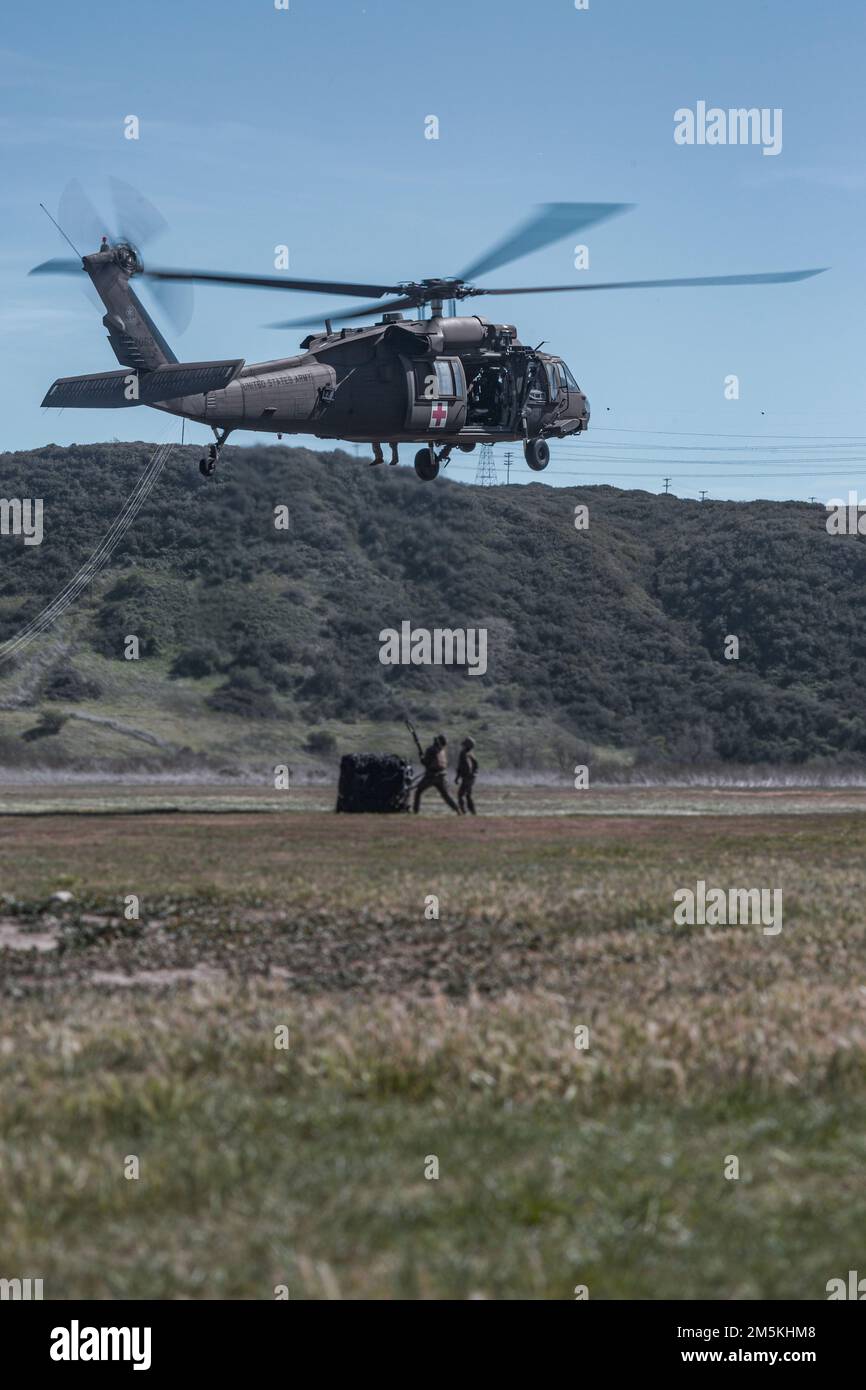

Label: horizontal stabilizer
[41,359,245,408]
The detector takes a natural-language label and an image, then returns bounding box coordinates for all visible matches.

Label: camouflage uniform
[413,736,460,814]
[455,739,478,815]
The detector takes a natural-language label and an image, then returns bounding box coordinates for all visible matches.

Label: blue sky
[1,0,864,499]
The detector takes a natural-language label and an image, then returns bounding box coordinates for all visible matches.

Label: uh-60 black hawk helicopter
[33,184,825,481]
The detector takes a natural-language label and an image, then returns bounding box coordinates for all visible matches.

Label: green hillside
[1,441,864,774]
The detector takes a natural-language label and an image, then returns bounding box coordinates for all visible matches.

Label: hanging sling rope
[0,435,177,666]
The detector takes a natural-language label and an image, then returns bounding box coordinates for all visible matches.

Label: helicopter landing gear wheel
[524,437,550,472]
[458,442,476,453]
[198,429,232,479]
[414,447,440,482]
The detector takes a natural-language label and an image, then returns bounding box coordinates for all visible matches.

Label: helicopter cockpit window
[561,362,580,391]
[524,360,547,403]
[546,364,561,399]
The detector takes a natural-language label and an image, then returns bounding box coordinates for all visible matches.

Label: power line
[556,461,866,478]
[445,461,860,483]
[554,441,866,454]
[591,426,866,442]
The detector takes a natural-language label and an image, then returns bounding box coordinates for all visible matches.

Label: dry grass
[1,790,865,1297]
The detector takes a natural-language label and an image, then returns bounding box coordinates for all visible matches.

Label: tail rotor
[34,178,194,335]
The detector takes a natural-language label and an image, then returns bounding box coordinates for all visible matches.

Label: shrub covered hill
[1,440,865,776]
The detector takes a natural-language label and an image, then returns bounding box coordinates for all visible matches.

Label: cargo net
[335,753,415,813]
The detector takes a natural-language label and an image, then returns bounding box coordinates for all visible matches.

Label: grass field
[1,785,865,1300]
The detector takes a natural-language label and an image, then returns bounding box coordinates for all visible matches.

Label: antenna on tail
[39,203,84,260]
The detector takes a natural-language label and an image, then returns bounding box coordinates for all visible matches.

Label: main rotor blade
[472,268,828,296]
[109,176,168,249]
[142,267,402,298]
[267,296,421,329]
[458,202,633,282]
[29,258,84,276]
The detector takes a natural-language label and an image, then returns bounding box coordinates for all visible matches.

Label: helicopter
[31,185,825,481]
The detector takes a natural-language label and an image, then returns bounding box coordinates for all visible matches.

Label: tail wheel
[414,448,440,482]
[524,437,550,472]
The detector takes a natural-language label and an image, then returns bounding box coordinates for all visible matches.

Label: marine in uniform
[455,736,478,815]
[413,734,460,814]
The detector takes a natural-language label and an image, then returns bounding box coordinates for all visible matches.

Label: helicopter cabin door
[405,357,466,434]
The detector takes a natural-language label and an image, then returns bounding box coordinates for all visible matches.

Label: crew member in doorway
[371,442,399,466]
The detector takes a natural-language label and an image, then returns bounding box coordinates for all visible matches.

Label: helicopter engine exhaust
[385,316,497,357]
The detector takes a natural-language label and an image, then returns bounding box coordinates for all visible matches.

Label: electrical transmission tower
[475,443,499,486]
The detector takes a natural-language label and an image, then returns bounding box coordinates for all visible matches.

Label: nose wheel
[199,429,232,478]
[414,443,452,481]
[414,446,439,482]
